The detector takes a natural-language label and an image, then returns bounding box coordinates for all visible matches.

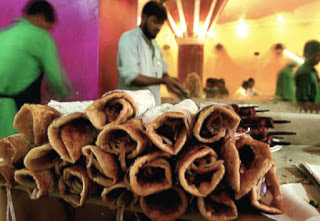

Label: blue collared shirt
[117,27,168,105]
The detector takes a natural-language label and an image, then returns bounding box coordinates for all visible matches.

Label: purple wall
[0,0,99,101]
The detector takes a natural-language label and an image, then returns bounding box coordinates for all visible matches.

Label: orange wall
[99,0,137,96]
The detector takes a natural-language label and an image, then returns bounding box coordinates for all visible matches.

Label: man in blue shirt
[117,1,186,105]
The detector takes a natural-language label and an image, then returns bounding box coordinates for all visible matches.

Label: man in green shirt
[0,1,71,138]
[275,61,297,102]
[295,40,320,103]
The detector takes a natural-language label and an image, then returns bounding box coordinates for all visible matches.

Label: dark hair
[23,0,56,23]
[303,40,320,59]
[142,1,167,21]
[275,43,284,50]
[248,78,254,83]
[242,81,249,88]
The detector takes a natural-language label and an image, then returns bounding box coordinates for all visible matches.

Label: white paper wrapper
[263,183,320,221]
[199,101,229,111]
[102,89,156,117]
[48,100,93,115]
[141,103,173,128]
[141,99,199,128]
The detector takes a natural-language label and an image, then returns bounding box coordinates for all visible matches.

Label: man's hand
[162,74,189,98]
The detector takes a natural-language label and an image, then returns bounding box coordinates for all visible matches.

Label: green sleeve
[41,35,69,98]
[277,69,295,102]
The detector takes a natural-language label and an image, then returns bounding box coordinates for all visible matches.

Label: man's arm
[41,34,72,98]
[132,73,187,97]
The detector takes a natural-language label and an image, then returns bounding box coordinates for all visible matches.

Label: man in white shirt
[247,78,261,96]
[235,81,249,97]
[117,1,186,105]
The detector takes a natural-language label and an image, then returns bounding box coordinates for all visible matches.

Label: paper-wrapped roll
[193,103,240,143]
[235,136,275,200]
[82,145,119,187]
[14,168,56,200]
[58,165,92,207]
[24,143,60,171]
[0,134,36,164]
[0,161,16,188]
[221,132,240,192]
[96,118,148,171]
[48,113,98,163]
[177,145,225,197]
[198,190,238,221]
[140,186,188,221]
[86,90,155,129]
[101,181,139,210]
[129,151,172,196]
[250,168,284,214]
[13,104,61,145]
[145,99,199,155]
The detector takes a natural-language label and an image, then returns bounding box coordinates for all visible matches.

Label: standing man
[117,1,186,105]
[275,61,297,102]
[295,40,320,103]
[0,0,72,138]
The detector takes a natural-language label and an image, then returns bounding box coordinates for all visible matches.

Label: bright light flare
[236,19,249,37]
[283,49,304,64]
[277,14,285,24]
[137,16,141,25]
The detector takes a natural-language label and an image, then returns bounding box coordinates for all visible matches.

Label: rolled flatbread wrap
[221,132,240,192]
[146,99,199,155]
[198,190,238,221]
[0,161,16,187]
[140,186,188,221]
[0,134,36,164]
[250,168,284,214]
[101,181,139,210]
[193,104,240,143]
[14,168,56,200]
[82,145,119,187]
[177,144,225,197]
[24,143,60,171]
[129,151,172,196]
[13,104,61,145]
[235,136,275,200]
[48,113,98,164]
[85,90,155,129]
[58,165,92,207]
[96,118,148,171]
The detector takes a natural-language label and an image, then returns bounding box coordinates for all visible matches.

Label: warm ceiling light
[236,19,249,37]
[193,0,200,33]
[177,0,187,33]
[277,14,285,24]
[167,11,183,37]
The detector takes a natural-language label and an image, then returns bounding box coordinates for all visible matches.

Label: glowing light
[207,29,215,38]
[137,16,141,25]
[167,11,183,37]
[277,14,285,24]
[236,19,249,37]
[283,49,304,64]
[198,0,217,38]
[193,0,200,34]
[177,0,187,33]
